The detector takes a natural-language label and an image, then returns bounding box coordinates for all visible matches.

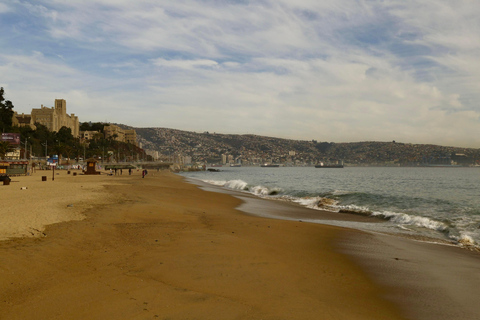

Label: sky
[1,0,480,147]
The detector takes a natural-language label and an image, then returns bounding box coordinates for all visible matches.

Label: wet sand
[341,231,480,320]
[174,177,480,320]
[0,170,405,319]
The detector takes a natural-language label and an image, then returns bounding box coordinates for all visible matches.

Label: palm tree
[64,145,74,165]
[0,141,14,160]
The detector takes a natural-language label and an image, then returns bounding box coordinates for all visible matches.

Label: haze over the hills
[2,1,480,147]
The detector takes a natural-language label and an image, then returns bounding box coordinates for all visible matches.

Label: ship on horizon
[260,163,279,167]
[315,161,344,168]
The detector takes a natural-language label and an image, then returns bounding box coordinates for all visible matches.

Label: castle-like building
[12,100,138,146]
[13,99,79,137]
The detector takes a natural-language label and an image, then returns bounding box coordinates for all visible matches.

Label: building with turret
[31,99,79,137]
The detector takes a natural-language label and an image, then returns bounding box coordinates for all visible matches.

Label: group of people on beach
[106,167,148,177]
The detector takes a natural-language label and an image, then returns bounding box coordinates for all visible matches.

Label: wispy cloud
[1,0,480,147]
[152,58,218,70]
[0,3,10,13]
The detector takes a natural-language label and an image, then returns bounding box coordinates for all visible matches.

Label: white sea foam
[290,196,346,212]
[250,185,270,195]
[293,197,322,209]
[397,225,413,231]
[250,185,283,196]
[203,179,227,186]
[372,211,448,232]
[203,178,283,196]
[224,179,249,190]
[456,233,477,247]
[189,168,480,250]
[202,179,249,191]
[338,204,371,214]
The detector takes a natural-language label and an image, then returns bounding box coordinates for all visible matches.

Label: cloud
[2,0,480,147]
[152,58,218,70]
[0,3,10,13]
[22,2,58,21]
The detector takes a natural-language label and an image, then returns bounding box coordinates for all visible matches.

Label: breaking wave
[200,178,478,249]
[371,210,448,232]
[204,179,283,196]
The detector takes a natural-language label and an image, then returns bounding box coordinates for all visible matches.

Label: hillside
[122,126,480,166]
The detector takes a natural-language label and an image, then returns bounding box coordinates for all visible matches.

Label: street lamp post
[41,141,48,159]
[22,138,28,160]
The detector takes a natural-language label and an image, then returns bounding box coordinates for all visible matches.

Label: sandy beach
[1,170,480,319]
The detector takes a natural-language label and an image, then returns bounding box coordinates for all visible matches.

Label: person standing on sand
[142,170,145,178]
[129,168,132,175]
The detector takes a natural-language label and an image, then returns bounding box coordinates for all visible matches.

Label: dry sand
[0,169,406,320]
[1,169,119,240]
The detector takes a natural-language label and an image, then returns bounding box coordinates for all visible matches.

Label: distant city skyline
[1,1,480,148]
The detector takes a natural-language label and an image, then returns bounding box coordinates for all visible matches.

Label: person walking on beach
[142,169,145,178]
[129,168,132,175]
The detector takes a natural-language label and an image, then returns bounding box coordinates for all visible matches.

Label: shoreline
[1,170,405,319]
[185,176,480,320]
[187,177,472,249]
[1,170,480,319]
[183,166,480,251]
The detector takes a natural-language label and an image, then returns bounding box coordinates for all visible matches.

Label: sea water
[180,166,480,249]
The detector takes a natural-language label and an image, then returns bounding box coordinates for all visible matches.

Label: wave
[224,179,249,190]
[203,179,228,186]
[203,179,283,196]
[457,233,476,247]
[291,196,336,210]
[371,210,449,232]
[200,178,478,248]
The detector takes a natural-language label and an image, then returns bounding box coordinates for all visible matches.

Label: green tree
[93,132,103,141]
[0,87,14,132]
[33,123,55,157]
[56,126,74,145]
[79,122,90,131]
[53,142,65,165]
[64,145,74,164]
[80,122,106,133]
[0,141,14,159]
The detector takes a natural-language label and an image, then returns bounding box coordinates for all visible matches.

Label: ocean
[179,166,480,249]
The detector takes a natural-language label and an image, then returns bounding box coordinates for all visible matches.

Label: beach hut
[84,158,100,175]
[0,160,29,176]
